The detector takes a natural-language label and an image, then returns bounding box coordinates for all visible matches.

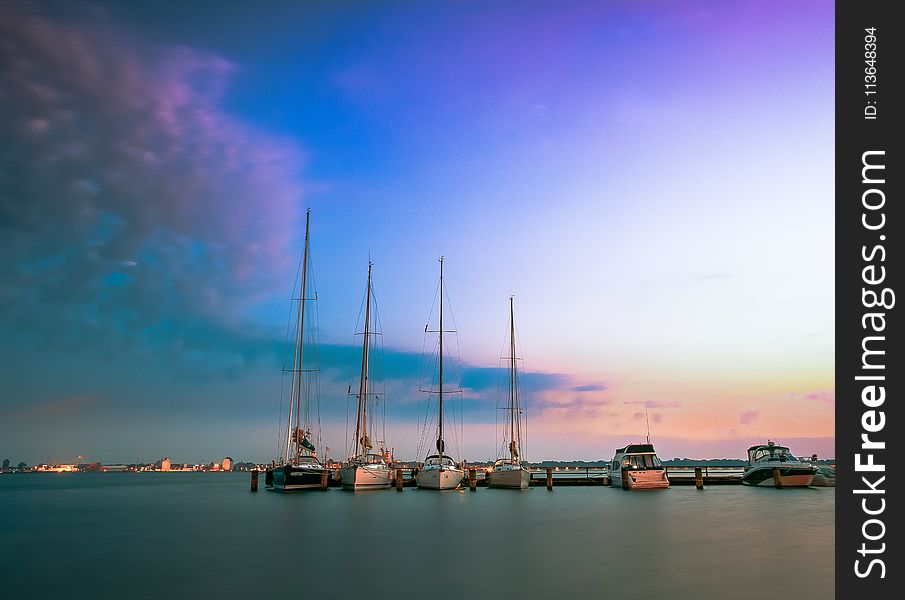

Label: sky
[0,0,835,465]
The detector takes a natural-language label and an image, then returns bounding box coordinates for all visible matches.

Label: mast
[354,263,373,460]
[294,210,311,463]
[438,256,444,464]
[509,296,517,462]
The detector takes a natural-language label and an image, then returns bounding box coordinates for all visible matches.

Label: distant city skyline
[0,1,834,463]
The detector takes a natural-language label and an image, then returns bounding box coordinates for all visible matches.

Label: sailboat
[486,296,531,489]
[340,262,393,490]
[415,257,465,490]
[269,210,328,492]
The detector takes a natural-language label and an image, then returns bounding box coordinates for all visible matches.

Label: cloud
[739,409,759,425]
[572,383,607,392]
[804,390,834,408]
[0,4,306,355]
[623,400,682,409]
[534,396,613,420]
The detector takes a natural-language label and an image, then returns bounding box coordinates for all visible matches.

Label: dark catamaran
[268,210,327,492]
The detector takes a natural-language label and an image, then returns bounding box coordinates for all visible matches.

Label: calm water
[0,473,833,600]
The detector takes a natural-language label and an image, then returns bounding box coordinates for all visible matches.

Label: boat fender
[264,469,274,487]
[621,473,629,490]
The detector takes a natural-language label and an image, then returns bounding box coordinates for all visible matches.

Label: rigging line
[276,260,303,464]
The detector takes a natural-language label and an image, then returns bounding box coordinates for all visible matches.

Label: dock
[257,464,745,492]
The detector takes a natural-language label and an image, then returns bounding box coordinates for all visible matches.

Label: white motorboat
[608,443,670,490]
[741,441,816,487]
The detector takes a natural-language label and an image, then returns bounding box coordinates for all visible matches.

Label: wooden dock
[253,465,746,492]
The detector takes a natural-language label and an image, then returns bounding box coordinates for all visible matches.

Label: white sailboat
[269,209,327,492]
[415,257,465,490]
[487,296,531,490]
[340,263,393,490]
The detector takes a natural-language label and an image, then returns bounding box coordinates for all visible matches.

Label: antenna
[645,408,651,444]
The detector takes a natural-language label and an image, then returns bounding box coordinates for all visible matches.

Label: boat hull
[415,466,464,490]
[612,468,670,490]
[270,464,326,491]
[741,465,815,487]
[340,464,392,490]
[487,467,531,489]
[811,467,836,487]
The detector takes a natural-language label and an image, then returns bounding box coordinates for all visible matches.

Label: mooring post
[468,467,477,491]
[320,468,329,490]
[694,466,704,490]
[396,468,403,491]
[250,469,259,492]
[773,467,783,489]
[546,467,553,490]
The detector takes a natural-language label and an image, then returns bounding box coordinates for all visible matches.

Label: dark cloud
[572,383,607,392]
[0,3,306,355]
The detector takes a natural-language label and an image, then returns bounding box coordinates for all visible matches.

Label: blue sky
[0,1,834,464]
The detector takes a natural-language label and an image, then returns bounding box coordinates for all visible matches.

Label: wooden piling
[396,468,403,491]
[694,466,704,490]
[250,469,259,492]
[320,468,329,490]
[468,467,477,491]
[773,467,783,489]
[546,467,553,490]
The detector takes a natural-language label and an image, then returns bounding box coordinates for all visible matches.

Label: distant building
[101,464,130,472]
[160,457,171,472]
[222,457,233,471]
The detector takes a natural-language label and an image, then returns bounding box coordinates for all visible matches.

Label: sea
[0,472,833,600]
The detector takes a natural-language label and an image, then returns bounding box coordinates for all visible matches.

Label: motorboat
[741,441,816,487]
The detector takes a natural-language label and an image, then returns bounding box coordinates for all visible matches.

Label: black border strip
[837,1,900,596]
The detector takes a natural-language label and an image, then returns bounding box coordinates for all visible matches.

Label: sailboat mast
[509,296,517,462]
[438,256,444,464]
[354,263,372,459]
[294,209,311,463]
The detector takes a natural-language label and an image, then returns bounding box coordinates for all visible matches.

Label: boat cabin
[423,454,458,468]
[611,443,663,471]
[609,443,669,490]
[492,458,527,471]
[746,441,799,465]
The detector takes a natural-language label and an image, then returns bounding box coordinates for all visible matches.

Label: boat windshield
[752,446,798,463]
[424,455,456,467]
[364,454,388,465]
[293,456,321,466]
[622,454,662,469]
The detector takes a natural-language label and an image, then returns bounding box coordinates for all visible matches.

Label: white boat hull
[340,464,392,490]
[742,473,815,487]
[741,463,815,487]
[415,466,464,490]
[612,468,670,490]
[487,467,530,489]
